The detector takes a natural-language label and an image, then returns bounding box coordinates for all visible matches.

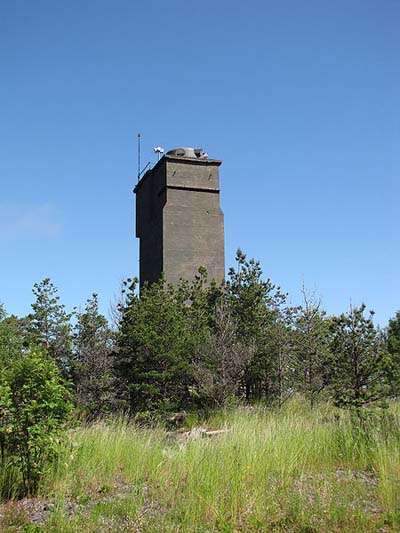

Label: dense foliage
[73,294,116,418]
[115,277,214,413]
[0,251,398,497]
[387,311,400,396]
[0,349,72,495]
[112,251,396,413]
[327,305,390,408]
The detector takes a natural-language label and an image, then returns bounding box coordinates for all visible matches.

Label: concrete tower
[134,147,224,286]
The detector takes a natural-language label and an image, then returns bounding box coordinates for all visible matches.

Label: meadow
[1,400,399,532]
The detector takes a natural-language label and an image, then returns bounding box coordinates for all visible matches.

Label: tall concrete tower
[134,147,224,286]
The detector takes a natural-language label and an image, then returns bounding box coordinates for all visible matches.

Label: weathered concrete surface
[134,154,225,286]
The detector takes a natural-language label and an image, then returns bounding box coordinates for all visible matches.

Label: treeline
[1,250,400,494]
[1,249,399,418]
[116,250,399,414]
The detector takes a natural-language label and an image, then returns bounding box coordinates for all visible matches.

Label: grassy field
[1,400,399,532]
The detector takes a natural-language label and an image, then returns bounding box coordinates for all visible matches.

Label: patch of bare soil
[0,478,137,530]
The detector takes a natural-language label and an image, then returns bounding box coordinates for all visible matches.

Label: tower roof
[134,150,221,194]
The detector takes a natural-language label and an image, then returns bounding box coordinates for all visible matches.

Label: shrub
[0,349,73,495]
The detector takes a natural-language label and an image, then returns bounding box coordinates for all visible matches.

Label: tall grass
[2,400,400,531]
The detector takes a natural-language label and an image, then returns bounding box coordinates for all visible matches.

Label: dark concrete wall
[135,162,166,285]
[134,154,224,286]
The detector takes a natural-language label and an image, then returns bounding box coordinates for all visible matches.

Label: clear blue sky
[0,0,398,326]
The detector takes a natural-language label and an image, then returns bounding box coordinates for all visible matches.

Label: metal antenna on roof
[137,132,141,182]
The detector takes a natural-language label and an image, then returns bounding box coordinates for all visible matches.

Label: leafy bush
[0,349,73,495]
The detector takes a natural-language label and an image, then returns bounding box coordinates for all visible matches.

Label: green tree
[0,305,27,468]
[73,293,116,418]
[28,278,73,374]
[0,349,72,495]
[386,311,400,396]
[182,266,224,332]
[327,304,390,409]
[115,278,209,413]
[0,306,27,373]
[193,300,255,407]
[225,249,287,403]
[0,379,12,465]
[269,305,298,408]
[293,288,330,407]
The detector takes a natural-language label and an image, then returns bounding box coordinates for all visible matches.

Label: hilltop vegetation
[0,402,399,531]
[0,250,400,530]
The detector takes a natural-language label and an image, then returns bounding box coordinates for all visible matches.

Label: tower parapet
[134,148,225,286]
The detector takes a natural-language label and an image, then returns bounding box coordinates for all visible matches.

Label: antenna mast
[137,132,141,182]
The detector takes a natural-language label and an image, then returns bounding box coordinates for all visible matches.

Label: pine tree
[327,304,390,409]
[115,278,209,413]
[73,294,116,418]
[293,288,330,407]
[225,249,287,403]
[28,278,73,374]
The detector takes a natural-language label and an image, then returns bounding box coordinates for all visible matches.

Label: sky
[0,0,399,326]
